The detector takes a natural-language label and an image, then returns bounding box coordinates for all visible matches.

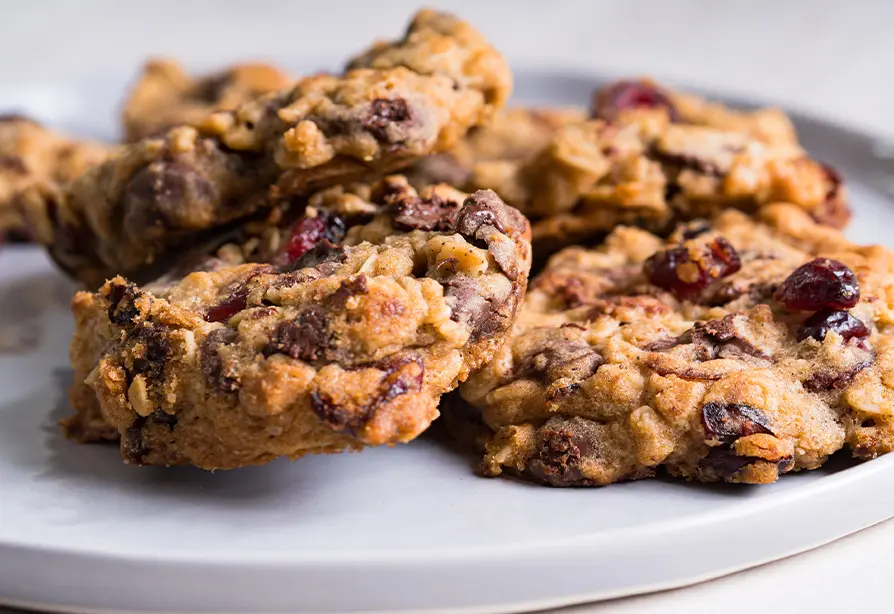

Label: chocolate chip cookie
[122,59,293,141]
[0,115,110,241]
[456,203,892,486]
[66,182,531,468]
[33,9,512,288]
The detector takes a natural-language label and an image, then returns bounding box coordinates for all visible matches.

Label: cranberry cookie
[67,183,531,468]
[122,59,292,141]
[0,115,110,241]
[33,9,511,288]
[457,203,892,486]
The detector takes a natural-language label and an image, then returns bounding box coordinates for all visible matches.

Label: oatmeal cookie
[480,117,846,256]
[457,203,892,486]
[122,59,292,141]
[66,183,531,468]
[0,115,110,241]
[33,9,511,288]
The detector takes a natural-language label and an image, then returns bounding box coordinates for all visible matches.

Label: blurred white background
[1,1,892,612]
[2,0,893,136]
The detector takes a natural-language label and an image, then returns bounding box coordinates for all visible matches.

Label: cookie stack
[5,10,893,486]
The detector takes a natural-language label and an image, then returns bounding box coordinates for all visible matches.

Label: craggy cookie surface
[34,9,512,288]
[0,115,110,241]
[429,79,845,257]
[458,203,892,486]
[122,59,293,141]
[67,183,531,469]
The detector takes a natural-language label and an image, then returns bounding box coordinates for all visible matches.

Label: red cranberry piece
[644,237,741,301]
[821,163,843,202]
[203,288,248,323]
[797,308,870,343]
[774,258,859,311]
[592,80,679,122]
[277,212,345,265]
[702,402,773,444]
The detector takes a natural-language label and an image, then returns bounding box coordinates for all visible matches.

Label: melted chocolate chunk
[263,306,329,362]
[362,98,411,142]
[200,327,240,392]
[392,194,461,231]
[106,281,142,327]
[123,161,216,229]
[121,416,149,464]
[702,402,773,444]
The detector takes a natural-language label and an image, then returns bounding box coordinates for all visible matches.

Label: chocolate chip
[803,359,873,392]
[699,447,793,479]
[362,98,411,142]
[443,275,509,340]
[200,327,240,392]
[129,325,171,381]
[651,148,726,176]
[107,281,142,327]
[690,313,771,361]
[151,409,178,431]
[523,418,595,487]
[282,241,346,273]
[702,402,773,444]
[519,337,603,386]
[123,161,216,230]
[327,275,369,309]
[121,416,149,464]
[392,194,461,231]
[263,306,329,361]
[454,190,512,243]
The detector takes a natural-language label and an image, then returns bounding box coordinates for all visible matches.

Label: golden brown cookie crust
[69,182,531,468]
[121,59,293,142]
[36,10,512,288]
[458,203,892,486]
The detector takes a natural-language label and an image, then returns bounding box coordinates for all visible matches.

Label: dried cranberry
[644,237,741,300]
[702,402,773,444]
[797,308,870,343]
[592,80,679,122]
[203,288,248,323]
[277,212,345,265]
[774,258,859,311]
[821,163,843,202]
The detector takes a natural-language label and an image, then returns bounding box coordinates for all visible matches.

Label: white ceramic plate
[2,70,894,614]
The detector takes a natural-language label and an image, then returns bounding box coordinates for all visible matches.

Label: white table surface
[1,1,892,613]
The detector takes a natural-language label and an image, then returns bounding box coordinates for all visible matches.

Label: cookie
[406,106,588,191]
[66,180,531,468]
[0,115,110,241]
[456,203,892,486]
[591,78,799,146]
[32,9,512,288]
[122,59,292,141]
[481,116,846,256]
